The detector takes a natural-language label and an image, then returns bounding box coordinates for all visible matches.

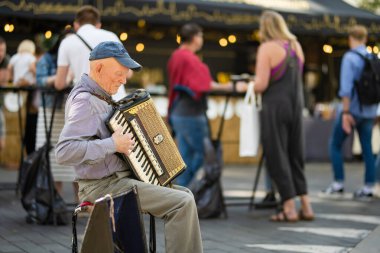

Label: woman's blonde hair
[17,39,35,54]
[259,11,297,43]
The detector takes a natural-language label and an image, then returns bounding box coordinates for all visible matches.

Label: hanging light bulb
[136,43,145,52]
[228,35,237,43]
[45,30,52,39]
[219,38,228,47]
[323,44,333,54]
[119,32,128,41]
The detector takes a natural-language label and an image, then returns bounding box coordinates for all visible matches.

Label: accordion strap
[89,92,118,108]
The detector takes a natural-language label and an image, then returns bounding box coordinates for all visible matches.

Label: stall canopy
[1,0,379,35]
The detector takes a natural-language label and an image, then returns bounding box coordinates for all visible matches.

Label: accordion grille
[127,99,185,183]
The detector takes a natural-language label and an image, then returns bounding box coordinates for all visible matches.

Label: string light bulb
[323,44,333,54]
[219,38,228,47]
[120,32,128,41]
[45,30,52,39]
[373,46,379,54]
[137,19,146,28]
[4,23,14,33]
[228,35,237,43]
[136,43,145,52]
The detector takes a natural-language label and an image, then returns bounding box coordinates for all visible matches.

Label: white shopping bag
[239,81,261,157]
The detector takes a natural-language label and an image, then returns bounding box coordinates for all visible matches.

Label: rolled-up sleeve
[55,96,116,166]
[338,53,355,98]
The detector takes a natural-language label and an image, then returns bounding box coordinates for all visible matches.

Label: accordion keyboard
[109,110,162,185]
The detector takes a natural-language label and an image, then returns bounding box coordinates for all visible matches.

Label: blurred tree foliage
[358,0,380,13]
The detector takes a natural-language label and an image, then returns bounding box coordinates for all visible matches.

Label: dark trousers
[261,105,307,202]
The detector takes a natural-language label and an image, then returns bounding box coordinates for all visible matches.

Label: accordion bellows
[107,89,186,186]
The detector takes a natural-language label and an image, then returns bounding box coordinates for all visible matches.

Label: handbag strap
[75,33,93,51]
[244,81,262,110]
[244,81,254,104]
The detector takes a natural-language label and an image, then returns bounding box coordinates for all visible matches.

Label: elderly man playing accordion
[56,41,203,253]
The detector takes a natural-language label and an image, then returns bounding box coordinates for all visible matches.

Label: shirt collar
[80,74,112,100]
[352,44,366,53]
[77,24,96,33]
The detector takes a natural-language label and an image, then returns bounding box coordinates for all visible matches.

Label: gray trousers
[78,171,203,253]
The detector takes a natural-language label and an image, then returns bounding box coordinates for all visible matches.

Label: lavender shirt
[55,74,129,180]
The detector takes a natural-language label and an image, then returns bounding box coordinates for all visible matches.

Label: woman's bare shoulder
[259,41,280,49]
[259,41,284,54]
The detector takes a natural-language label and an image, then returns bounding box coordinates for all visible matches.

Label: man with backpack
[322,25,378,200]
[54,5,126,99]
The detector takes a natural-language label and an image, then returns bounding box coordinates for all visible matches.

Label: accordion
[106,89,186,186]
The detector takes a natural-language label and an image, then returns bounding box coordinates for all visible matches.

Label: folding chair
[72,186,156,253]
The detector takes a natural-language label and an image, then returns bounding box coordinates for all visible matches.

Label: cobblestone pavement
[0,162,379,253]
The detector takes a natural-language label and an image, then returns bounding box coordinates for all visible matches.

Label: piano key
[141,159,147,168]
[149,172,155,182]
[137,149,143,158]
[120,118,127,127]
[143,164,150,174]
[145,169,152,179]
[115,111,121,120]
[117,116,124,125]
[137,149,145,160]
[142,162,149,173]
[122,126,130,135]
[132,143,138,152]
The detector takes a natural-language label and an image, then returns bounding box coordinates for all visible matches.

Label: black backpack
[351,50,380,106]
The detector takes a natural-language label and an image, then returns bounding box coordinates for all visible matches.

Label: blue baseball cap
[89,41,142,71]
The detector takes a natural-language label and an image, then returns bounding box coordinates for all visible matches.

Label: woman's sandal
[298,210,315,221]
[270,209,299,222]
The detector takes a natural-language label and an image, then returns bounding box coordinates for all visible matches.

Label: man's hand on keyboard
[112,127,135,156]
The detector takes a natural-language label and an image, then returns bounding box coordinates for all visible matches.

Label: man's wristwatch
[342,111,351,115]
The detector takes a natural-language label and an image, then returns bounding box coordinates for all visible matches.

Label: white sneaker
[353,187,373,201]
[319,182,344,199]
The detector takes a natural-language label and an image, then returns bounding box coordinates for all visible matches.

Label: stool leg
[149,215,156,253]
[248,154,264,211]
[72,212,78,253]
[219,181,228,218]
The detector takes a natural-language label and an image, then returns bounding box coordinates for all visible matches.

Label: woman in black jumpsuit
[253,11,314,222]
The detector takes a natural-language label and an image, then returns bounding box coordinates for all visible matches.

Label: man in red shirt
[167,23,214,186]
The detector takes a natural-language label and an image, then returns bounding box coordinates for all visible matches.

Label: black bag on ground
[20,144,68,225]
[351,51,380,106]
[189,138,224,219]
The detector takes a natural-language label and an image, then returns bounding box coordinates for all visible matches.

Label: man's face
[0,43,6,62]
[348,36,353,48]
[98,58,130,95]
[193,32,204,51]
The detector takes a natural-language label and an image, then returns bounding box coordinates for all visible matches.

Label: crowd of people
[0,5,379,252]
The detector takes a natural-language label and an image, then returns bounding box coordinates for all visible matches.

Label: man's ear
[95,22,102,29]
[73,21,80,32]
[95,62,103,74]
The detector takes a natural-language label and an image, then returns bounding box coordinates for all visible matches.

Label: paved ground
[0,162,379,253]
